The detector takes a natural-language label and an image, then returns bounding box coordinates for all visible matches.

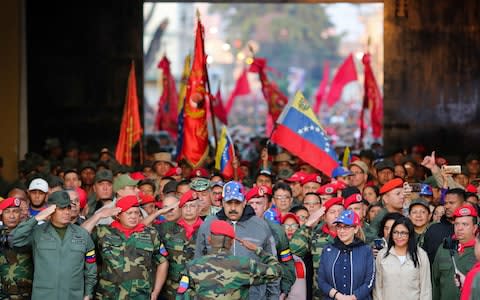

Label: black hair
[445,188,466,202]
[138,179,157,193]
[177,179,191,187]
[304,192,321,200]
[378,212,404,238]
[430,205,445,222]
[384,217,420,268]
[366,201,383,223]
[289,205,308,214]
[272,182,292,196]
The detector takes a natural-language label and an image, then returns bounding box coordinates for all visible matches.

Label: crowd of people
[1,139,480,300]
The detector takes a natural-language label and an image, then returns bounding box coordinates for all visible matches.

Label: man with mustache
[195,181,278,300]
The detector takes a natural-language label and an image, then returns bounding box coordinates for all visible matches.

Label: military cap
[189,168,210,179]
[48,191,71,208]
[379,178,404,195]
[301,173,322,185]
[374,159,395,171]
[210,220,235,239]
[349,160,369,174]
[317,183,339,196]
[408,198,430,212]
[113,174,139,193]
[190,178,210,192]
[0,197,21,211]
[79,161,96,172]
[423,176,439,188]
[453,205,478,218]
[281,212,300,225]
[116,195,140,212]
[48,175,64,188]
[76,187,88,209]
[95,169,113,183]
[165,167,182,177]
[285,171,308,183]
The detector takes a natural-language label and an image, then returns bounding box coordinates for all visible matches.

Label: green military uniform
[10,217,97,300]
[290,223,334,300]
[155,221,197,300]
[176,247,282,300]
[266,220,296,295]
[471,273,480,299]
[365,207,388,243]
[94,224,167,299]
[0,227,33,300]
[432,242,476,300]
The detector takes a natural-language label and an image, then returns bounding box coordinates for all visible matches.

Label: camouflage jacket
[176,247,282,300]
[94,225,167,300]
[0,227,33,299]
[289,223,335,300]
[155,221,198,300]
[266,220,296,295]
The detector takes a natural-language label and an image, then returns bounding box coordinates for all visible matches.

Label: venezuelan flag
[177,275,190,294]
[271,91,339,176]
[85,249,96,264]
[159,243,169,257]
[215,126,235,179]
[280,248,293,262]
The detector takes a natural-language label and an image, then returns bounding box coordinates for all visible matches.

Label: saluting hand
[96,206,122,219]
[236,238,258,252]
[35,205,56,222]
[157,203,178,215]
[305,205,326,228]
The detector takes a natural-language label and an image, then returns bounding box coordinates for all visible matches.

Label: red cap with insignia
[301,173,322,185]
[344,193,363,208]
[0,197,21,211]
[285,171,308,183]
[210,220,235,239]
[245,185,272,201]
[317,183,338,195]
[179,190,197,208]
[323,197,344,212]
[453,205,478,218]
[189,168,210,179]
[165,167,183,177]
[116,195,140,212]
[379,178,404,195]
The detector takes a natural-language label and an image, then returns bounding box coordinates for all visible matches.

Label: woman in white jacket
[373,217,432,300]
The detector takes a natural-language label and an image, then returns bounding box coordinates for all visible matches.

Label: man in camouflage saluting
[157,190,203,300]
[81,195,169,300]
[176,220,282,300]
[0,197,33,299]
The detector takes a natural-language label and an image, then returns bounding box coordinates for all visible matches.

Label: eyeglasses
[283,224,299,230]
[304,201,320,206]
[297,215,308,220]
[392,231,409,237]
[336,225,354,231]
[274,195,291,201]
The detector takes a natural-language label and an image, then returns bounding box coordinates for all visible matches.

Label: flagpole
[197,9,218,154]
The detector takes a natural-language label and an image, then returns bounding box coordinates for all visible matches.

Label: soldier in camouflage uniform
[176,220,282,300]
[84,195,169,300]
[0,197,33,300]
[290,197,344,300]
[246,185,296,297]
[156,190,202,300]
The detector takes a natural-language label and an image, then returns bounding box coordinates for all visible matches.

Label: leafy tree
[209,3,342,98]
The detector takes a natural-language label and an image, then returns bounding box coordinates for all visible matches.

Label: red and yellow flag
[178,16,209,167]
[360,53,383,140]
[115,62,143,166]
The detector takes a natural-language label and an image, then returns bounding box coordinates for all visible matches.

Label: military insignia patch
[85,249,96,264]
[177,275,189,294]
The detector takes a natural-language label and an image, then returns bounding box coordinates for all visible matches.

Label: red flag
[115,62,143,166]
[249,57,288,124]
[313,61,330,114]
[325,54,358,107]
[225,69,251,114]
[178,18,209,167]
[212,87,228,125]
[155,55,178,139]
[360,53,383,139]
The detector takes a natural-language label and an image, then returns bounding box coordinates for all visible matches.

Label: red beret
[379,178,404,195]
[0,197,21,211]
[155,201,163,209]
[344,193,363,208]
[130,172,146,180]
[116,195,140,212]
[139,193,155,205]
[76,187,88,209]
[245,185,272,202]
[210,220,235,239]
[165,167,182,177]
[317,183,338,195]
[323,197,344,212]
[285,171,308,183]
[281,212,300,225]
[189,168,209,179]
[179,190,197,208]
[301,174,322,185]
[453,205,478,218]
